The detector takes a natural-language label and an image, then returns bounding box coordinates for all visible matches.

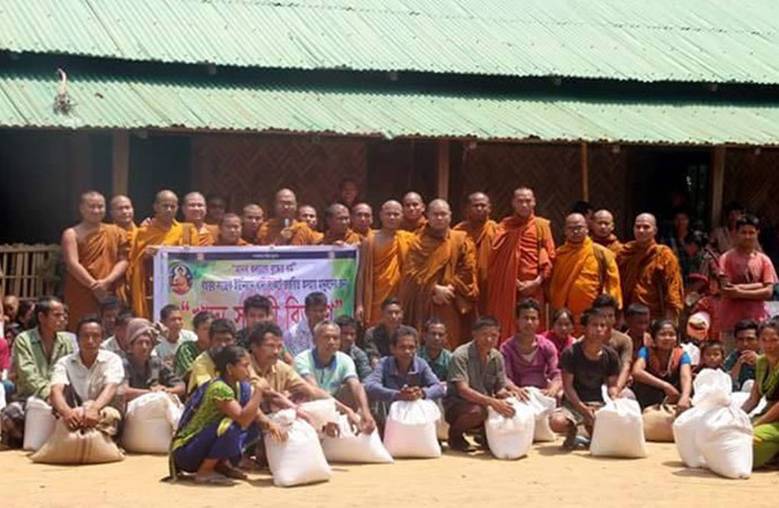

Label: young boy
[418,318,452,383]
[335,315,372,380]
[724,319,760,390]
[694,341,726,377]
[550,308,621,450]
[155,304,196,367]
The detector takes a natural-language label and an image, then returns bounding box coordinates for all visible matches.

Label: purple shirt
[500,335,561,389]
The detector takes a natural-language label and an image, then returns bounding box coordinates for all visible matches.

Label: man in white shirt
[283,292,329,357]
[154,304,196,367]
[50,316,125,433]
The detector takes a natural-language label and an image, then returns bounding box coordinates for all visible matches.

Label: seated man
[1,296,73,448]
[236,295,273,350]
[283,292,329,358]
[363,297,404,365]
[365,325,445,404]
[101,308,134,358]
[444,317,517,452]
[50,316,125,436]
[175,311,214,378]
[418,318,452,383]
[550,308,621,450]
[624,303,651,359]
[293,320,376,433]
[187,319,240,394]
[335,315,372,380]
[155,304,197,367]
[590,294,633,396]
[99,297,122,340]
[725,319,760,391]
[122,318,185,401]
[500,299,562,398]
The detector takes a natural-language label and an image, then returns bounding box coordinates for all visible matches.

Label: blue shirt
[293,349,357,396]
[637,347,692,365]
[364,355,445,402]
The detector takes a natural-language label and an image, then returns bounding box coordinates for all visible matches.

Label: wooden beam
[112,131,130,196]
[710,145,726,227]
[436,139,450,200]
[580,141,589,201]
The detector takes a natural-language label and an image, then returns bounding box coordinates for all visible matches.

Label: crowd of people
[1,181,778,484]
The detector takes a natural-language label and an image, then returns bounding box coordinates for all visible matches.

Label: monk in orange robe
[215,213,250,246]
[453,192,498,314]
[62,192,129,330]
[549,213,622,333]
[183,192,215,246]
[319,204,362,245]
[351,203,374,241]
[297,204,324,244]
[400,192,428,233]
[241,203,264,244]
[591,209,623,256]
[398,199,478,348]
[617,213,684,322]
[486,187,556,339]
[110,194,137,244]
[356,200,414,326]
[257,189,318,245]
[128,190,197,318]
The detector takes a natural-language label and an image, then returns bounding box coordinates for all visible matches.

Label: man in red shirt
[718,214,778,337]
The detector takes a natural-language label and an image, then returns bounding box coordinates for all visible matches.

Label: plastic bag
[321,413,393,464]
[383,400,441,458]
[23,397,57,451]
[524,388,557,442]
[122,392,183,454]
[590,389,647,458]
[485,397,535,460]
[265,410,331,487]
[298,399,338,432]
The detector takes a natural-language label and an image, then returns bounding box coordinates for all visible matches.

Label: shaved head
[275,188,298,220]
[402,192,425,222]
[325,203,351,235]
[512,187,536,219]
[380,200,403,231]
[219,213,243,244]
[241,203,264,240]
[465,192,491,224]
[155,190,178,204]
[154,189,179,223]
[182,192,207,224]
[564,213,588,244]
[427,199,452,233]
[636,213,657,227]
[351,203,373,234]
[110,195,134,228]
[80,190,104,204]
[592,209,616,241]
[79,191,106,225]
[184,192,205,204]
[634,213,658,245]
[297,205,318,228]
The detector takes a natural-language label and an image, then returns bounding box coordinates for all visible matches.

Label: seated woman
[631,320,692,411]
[742,320,779,469]
[170,345,284,486]
[501,299,562,399]
[123,318,185,401]
[541,308,575,361]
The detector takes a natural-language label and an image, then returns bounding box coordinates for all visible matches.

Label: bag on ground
[672,369,753,478]
[321,413,393,464]
[31,408,124,464]
[265,409,331,487]
[524,387,557,442]
[590,389,647,458]
[298,399,338,432]
[485,397,535,460]
[383,399,441,458]
[23,397,57,451]
[642,403,676,442]
[122,392,183,454]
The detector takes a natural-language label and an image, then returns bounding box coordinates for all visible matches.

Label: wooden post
[112,131,130,196]
[580,141,589,201]
[710,145,726,227]
[436,139,450,200]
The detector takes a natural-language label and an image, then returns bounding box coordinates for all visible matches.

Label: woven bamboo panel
[723,148,779,224]
[588,145,630,237]
[192,134,367,212]
[455,143,582,240]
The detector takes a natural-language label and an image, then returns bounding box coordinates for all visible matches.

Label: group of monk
[59,184,688,348]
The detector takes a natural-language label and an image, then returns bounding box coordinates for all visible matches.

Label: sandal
[194,473,235,486]
[216,463,249,480]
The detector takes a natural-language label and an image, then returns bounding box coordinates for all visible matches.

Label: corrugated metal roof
[1,0,779,84]
[1,69,778,145]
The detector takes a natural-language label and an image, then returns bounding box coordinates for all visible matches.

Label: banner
[153,246,358,330]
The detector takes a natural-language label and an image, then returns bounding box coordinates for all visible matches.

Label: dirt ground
[1,442,775,508]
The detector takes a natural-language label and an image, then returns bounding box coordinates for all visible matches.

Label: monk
[453,192,498,314]
[617,213,684,322]
[591,209,623,255]
[256,189,318,245]
[486,187,555,339]
[182,192,215,246]
[128,190,197,318]
[549,213,622,332]
[62,191,129,330]
[351,203,374,240]
[110,195,137,243]
[215,213,250,246]
[297,204,324,243]
[400,192,428,233]
[204,194,227,225]
[356,200,414,326]
[398,199,478,348]
[240,203,264,244]
[320,204,362,245]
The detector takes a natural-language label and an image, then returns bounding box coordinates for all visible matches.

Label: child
[550,308,620,450]
[694,341,726,377]
[724,319,760,391]
[542,308,575,361]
